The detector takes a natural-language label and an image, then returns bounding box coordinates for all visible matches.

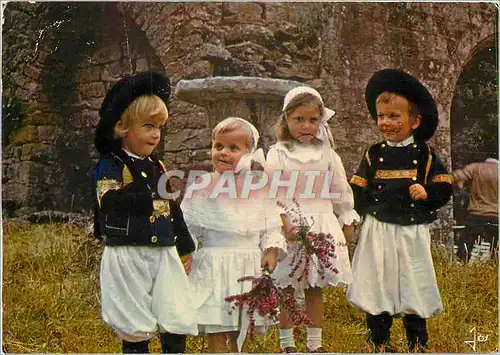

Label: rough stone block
[30,144,57,163]
[37,125,60,143]
[222,3,263,23]
[78,65,102,83]
[175,150,191,164]
[23,111,59,126]
[165,129,192,152]
[225,24,274,46]
[24,65,41,81]
[79,82,106,100]
[187,112,209,130]
[264,3,291,23]
[135,57,150,72]
[184,60,212,78]
[192,149,211,162]
[11,125,38,145]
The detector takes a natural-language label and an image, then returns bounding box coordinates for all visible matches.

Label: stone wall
[2,2,497,234]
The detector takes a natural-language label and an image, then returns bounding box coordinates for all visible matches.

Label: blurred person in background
[452,156,498,262]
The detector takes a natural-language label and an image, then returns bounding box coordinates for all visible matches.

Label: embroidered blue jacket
[92,150,195,255]
[349,140,453,225]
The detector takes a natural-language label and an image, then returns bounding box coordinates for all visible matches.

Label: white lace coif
[217,117,266,173]
[282,86,336,145]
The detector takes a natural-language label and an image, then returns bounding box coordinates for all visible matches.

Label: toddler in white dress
[181,117,286,353]
[267,86,359,353]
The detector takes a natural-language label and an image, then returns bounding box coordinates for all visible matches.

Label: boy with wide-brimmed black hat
[92,71,197,353]
[347,69,453,352]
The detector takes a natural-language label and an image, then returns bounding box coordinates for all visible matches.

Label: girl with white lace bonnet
[267,86,360,353]
[180,117,286,353]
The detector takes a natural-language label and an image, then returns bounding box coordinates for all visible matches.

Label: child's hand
[180,253,193,275]
[409,183,428,201]
[261,247,278,273]
[343,224,355,244]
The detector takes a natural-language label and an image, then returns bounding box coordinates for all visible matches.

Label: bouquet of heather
[278,199,339,282]
[225,269,311,339]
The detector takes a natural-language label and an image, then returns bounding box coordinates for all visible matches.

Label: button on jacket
[349,140,453,225]
[93,150,195,256]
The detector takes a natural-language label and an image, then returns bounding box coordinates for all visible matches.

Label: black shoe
[403,314,428,353]
[366,313,393,353]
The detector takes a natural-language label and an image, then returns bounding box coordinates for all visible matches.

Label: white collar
[386,135,414,147]
[485,158,499,164]
[123,149,146,160]
[272,141,324,163]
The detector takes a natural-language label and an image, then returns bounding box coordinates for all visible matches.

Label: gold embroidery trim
[425,144,432,184]
[432,174,453,184]
[365,149,371,167]
[350,175,368,187]
[375,169,417,179]
[122,166,133,185]
[153,200,171,218]
[159,160,167,173]
[96,179,122,207]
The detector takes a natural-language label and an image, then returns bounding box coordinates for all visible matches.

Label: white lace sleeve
[256,182,287,259]
[329,149,360,226]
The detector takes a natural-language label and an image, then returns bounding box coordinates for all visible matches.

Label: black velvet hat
[365,68,438,141]
[94,71,171,155]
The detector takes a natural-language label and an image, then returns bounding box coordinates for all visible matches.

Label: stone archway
[2,3,164,215]
[450,36,498,224]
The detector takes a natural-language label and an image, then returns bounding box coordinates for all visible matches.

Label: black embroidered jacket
[349,140,453,225]
[92,150,195,255]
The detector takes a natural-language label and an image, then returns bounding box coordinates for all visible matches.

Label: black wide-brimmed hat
[365,68,438,141]
[94,71,171,155]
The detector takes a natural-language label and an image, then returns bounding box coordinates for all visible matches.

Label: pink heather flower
[225,270,311,338]
[278,200,339,282]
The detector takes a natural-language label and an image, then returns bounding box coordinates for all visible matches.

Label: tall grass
[2,223,498,353]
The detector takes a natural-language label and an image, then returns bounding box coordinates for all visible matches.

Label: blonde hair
[114,95,168,136]
[376,92,420,119]
[274,93,324,150]
[212,117,254,151]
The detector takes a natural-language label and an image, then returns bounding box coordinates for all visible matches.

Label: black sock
[122,340,149,354]
[160,333,186,354]
[403,314,428,351]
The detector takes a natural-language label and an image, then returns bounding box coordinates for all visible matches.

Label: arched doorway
[450,38,498,225]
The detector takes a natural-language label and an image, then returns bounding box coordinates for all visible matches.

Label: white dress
[180,172,286,351]
[266,142,359,291]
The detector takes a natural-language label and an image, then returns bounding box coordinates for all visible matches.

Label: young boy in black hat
[93,71,197,353]
[347,69,453,352]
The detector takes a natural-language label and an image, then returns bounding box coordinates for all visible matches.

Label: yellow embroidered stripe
[153,200,171,217]
[375,169,417,179]
[432,174,453,184]
[424,144,433,184]
[122,166,133,185]
[365,149,371,167]
[159,160,167,173]
[350,175,368,187]
[96,179,122,207]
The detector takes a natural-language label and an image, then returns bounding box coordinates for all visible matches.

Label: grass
[2,222,498,353]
